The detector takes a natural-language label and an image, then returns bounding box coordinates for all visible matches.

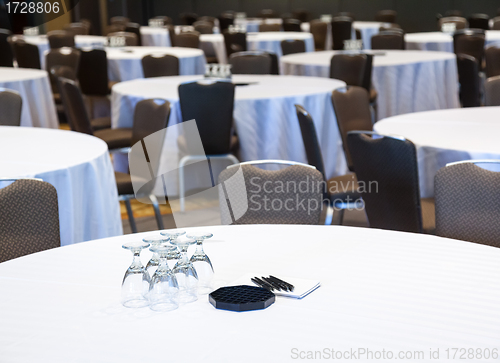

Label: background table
[140,26,172,47]
[111,75,347,195]
[234,17,282,32]
[247,32,314,57]
[352,21,390,49]
[1,224,499,362]
[374,107,500,198]
[106,46,206,81]
[281,50,460,119]
[406,31,500,52]
[0,67,58,128]
[0,126,122,246]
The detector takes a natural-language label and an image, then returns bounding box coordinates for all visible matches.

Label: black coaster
[209,285,275,312]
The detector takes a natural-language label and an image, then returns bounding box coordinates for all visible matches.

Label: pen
[269,275,294,292]
[251,277,274,291]
[262,276,287,291]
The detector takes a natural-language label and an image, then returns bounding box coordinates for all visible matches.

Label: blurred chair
[438,16,467,30]
[46,47,81,99]
[193,21,213,34]
[218,12,235,32]
[229,51,272,74]
[435,160,500,247]
[218,161,323,225]
[47,30,75,49]
[180,12,198,26]
[292,9,309,22]
[283,18,302,32]
[124,23,142,46]
[80,19,93,34]
[281,39,306,55]
[115,98,171,232]
[58,78,132,150]
[63,22,89,35]
[107,31,138,46]
[198,16,217,26]
[259,23,281,32]
[266,52,280,74]
[484,76,500,106]
[173,31,200,48]
[331,16,352,50]
[151,16,173,25]
[445,10,462,17]
[310,20,328,51]
[110,16,130,26]
[492,17,500,30]
[104,24,125,35]
[379,24,403,32]
[347,131,435,233]
[468,14,490,30]
[178,81,239,212]
[142,54,179,77]
[485,46,500,78]
[375,10,397,23]
[453,29,485,66]
[0,179,60,263]
[0,89,22,126]
[338,12,355,20]
[258,9,278,19]
[223,31,247,57]
[330,53,367,87]
[0,29,13,67]
[371,31,405,50]
[456,53,481,108]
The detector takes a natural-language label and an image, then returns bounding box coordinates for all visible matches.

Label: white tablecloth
[0,126,122,246]
[247,32,314,57]
[374,107,500,198]
[0,67,58,128]
[234,17,282,32]
[281,50,460,119]
[353,21,390,49]
[106,46,206,81]
[406,31,500,52]
[1,224,499,362]
[140,26,172,47]
[111,75,347,194]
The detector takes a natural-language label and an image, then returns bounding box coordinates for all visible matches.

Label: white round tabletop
[111,75,347,194]
[247,31,315,57]
[0,67,57,127]
[0,126,122,245]
[140,26,171,47]
[281,50,460,119]
[374,106,500,197]
[105,46,206,81]
[406,31,500,52]
[1,224,498,362]
[234,17,282,32]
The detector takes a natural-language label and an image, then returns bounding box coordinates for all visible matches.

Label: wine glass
[186,233,214,295]
[160,231,185,269]
[148,245,180,312]
[143,236,170,277]
[169,238,198,303]
[121,241,151,308]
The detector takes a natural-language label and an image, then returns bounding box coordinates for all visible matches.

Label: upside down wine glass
[148,245,180,312]
[143,236,170,277]
[159,230,184,269]
[186,233,214,295]
[169,238,198,303]
[121,241,151,308]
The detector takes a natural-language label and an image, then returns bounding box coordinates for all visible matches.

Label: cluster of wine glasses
[121,230,214,312]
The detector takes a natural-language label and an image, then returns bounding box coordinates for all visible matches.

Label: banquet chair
[492,17,500,30]
[223,31,247,57]
[229,52,272,74]
[178,81,239,212]
[295,105,361,225]
[151,16,173,26]
[142,54,180,77]
[456,54,480,108]
[0,29,13,67]
[218,161,323,225]
[63,22,89,36]
[193,21,214,34]
[292,9,309,23]
[47,30,75,49]
[346,131,435,234]
[330,53,367,87]
[180,12,198,26]
[218,12,235,32]
[110,16,130,26]
[375,10,397,23]
[58,78,132,150]
[485,46,500,78]
[283,19,302,32]
[331,16,353,50]
[453,29,485,66]
[46,47,81,98]
[259,23,281,32]
[80,19,93,34]
[438,17,467,31]
[0,89,22,126]
[0,178,60,263]
[124,23,142,46]
[468,14,490,30]
[258,9,278,19]
[338,12,355,20]
[484,76,500,106]
[107,31,138,46]
[267,52,280,75]
[281,40,306,56]
[173,31,200,48]
[198,16,217,26]
[115,98,171,232]
[12,40,41,69]
[104,24,125,36]
[435,160,500,247]
[310,20,328,51]
[371,31,405,50]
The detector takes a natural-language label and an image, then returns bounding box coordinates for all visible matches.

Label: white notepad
[232,273,321,299]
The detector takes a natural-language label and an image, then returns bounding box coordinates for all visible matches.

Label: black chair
[283,19,302,32]
[223,31,247,57]
[485,46,500,78]
[485,76,500,106]
[116,98,171,232]
[0,29,13,67]
[375,10,397,23]
[142,54,179,78]
[47,30,75,49]
[435,160,500,247]
[347,131,435,234]
[193,21,214,34]
[0,179,60,263]
[259,23,281,32]
[77,49,112,97]
[371,31,405,50]
[12,40,41,69]
[457,53,480,108]
[218,12,235,32]
[110,16,130,26]
[46,47,81,101]
[173,31,200,48]
[453,29,485,66]
[229,51,272,74]
[124,23,142,46]
[438,16,468,31]
[330,53,366,87]
[267,52,279,75]
[0,89,22,126]
[258,9,278,19]
[180,12,198,26]
[468,14,490,30]
[177,81,239,212]
[281,39,306,55]
[198,16,217,26]
[64,22,89,35]
[331,16,352,50]
[310,20,328,51]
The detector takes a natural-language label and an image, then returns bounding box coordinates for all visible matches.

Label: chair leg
[149,194,164,230]
[124,197,137,233]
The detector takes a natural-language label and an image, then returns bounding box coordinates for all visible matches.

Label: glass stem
[195,240,204,255]
[130,251,143,271]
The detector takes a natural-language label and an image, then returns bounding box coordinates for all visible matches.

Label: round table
[1,224,499,362]
[111,75,347,194]
[374,107,500,198]
[281,50,460,120]
[0,67,58,128]
[140,26,172,47]
[234,17,282,32]
[106,46,206,82]
[353,21,390,49]
[406,31,500,52]
[247,32,314,57]
[0,126,122,246]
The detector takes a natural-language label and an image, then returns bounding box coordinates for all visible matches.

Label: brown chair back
[131,99,171,147]
[104,24,125,35]
[110,16,130,26]
[173,31,200,48]
[485,46,500,78]
[485,76,500,106]
[338,12,355,20]
[193,21,214,34]
[283,19,302,32]
[124,23,142,46]
[492,16,500,30]
[258,9,278,19]
[46,47,81,94]
[141,54,179,77]
[63,22,89,35]
[47,30,75,49]
[223,31,247,57]
[57,78,93,134]
[151,16,173,25]
[371,31,405,50]
[12,39,41,69]
[330,53,367,87]
[453,29,485,65]
[468,13,490,30]
[292,9,309,22]
[198,16,217,26]
[331,16,352,50]
[0,89,22,126]
[259,23,281,32]
[0,29,13,67]
[281,39,306,55]
[456,53,480,107]
[107,31,138,46]
[180,12,198,25]
[375,10,397,23]
[310,20,328,51]
[229,51,272,74]
[77,49,109,96]
[438,16,467,30]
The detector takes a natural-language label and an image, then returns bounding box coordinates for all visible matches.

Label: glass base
[150,301,179,312]
[177,290,198,304]
[122,297,150,308]
[197,285,214,295]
